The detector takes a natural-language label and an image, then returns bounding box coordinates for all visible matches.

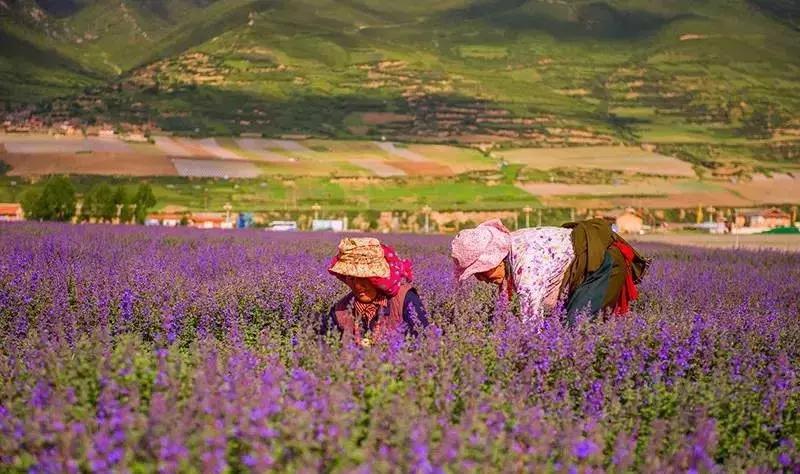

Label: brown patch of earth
[348,126,369,135]
[1,152,178,176]
[722,174,800,204]
[385,160,453,176]
[361,112,414,125]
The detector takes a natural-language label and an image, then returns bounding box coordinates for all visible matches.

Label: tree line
[20,176,157,223]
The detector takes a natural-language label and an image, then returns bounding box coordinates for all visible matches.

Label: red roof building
[0,203,24,221]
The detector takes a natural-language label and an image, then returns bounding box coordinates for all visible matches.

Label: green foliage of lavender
[1,223,799,472]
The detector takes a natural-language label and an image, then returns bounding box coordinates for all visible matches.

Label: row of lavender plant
[1,222,798,472]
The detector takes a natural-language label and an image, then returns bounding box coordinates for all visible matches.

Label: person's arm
[402,290,429,337]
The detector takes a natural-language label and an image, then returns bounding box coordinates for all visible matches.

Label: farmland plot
[172,158,260,178]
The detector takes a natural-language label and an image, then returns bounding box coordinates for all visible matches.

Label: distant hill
[2,0,800,143]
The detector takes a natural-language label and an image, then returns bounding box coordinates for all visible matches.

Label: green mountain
[2,0,800,143]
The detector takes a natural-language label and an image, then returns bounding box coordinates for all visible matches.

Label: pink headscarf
[329,243,413,297]
[450,219,512,282]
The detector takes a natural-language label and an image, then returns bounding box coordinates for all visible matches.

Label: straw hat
[329,237,390,278]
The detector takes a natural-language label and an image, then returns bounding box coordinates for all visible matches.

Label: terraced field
[4,1,799,143]
[499,146,697,177]
[0,135,500,178]
[2,134,797,210]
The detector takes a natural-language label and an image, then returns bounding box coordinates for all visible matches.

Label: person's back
[506,226,575,323]
[451,218,648,328]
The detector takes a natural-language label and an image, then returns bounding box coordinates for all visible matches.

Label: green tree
[133,183,157,224]
[740,105,787,139]
[19,176,76,221]
[83,183,116,222]
[20,189,44,220]
[80,191,94,222]
[116,187,134,224]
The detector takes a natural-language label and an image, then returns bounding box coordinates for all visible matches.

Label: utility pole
[523,205,532,228]
[223,202,232,224]
[422,205,432,234]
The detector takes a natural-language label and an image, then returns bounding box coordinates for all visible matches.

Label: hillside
[2,0,800,144]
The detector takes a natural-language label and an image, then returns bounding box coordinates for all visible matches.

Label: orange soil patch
[385,160,453,176]
[722,174,800,204]
[0,144,6,154]
[361,112,414,125]
[1,152,178,176]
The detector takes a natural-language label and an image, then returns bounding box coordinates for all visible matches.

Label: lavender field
[1,223,799,472]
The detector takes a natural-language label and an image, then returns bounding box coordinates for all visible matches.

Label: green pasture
[0,174,538,212]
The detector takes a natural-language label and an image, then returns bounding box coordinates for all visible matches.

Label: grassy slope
[0,173,538,212]
[3,1,800,142]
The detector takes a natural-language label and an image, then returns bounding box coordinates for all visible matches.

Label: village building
[145,212,185,227]
[735,208,792,229]
[601,208,644,234]
[0,203,24,222]
[191,212,235,229]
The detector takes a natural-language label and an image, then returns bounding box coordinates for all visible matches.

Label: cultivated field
[0,135,497,178]
[172,158,261,178]
[1,136,132,154]
[1,223,798,471]
[2,135,798,209]
[520,176,800,208]
[1,152,178,177]
[630,233,800,252]
[721,174,800,204]
[499,146,697,177]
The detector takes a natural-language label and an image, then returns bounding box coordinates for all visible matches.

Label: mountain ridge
[2,0,800,143]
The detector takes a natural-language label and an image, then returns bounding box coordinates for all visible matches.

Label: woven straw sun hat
[329,237,391,279]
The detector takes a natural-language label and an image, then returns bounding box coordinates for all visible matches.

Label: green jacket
[561,218,650,297]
